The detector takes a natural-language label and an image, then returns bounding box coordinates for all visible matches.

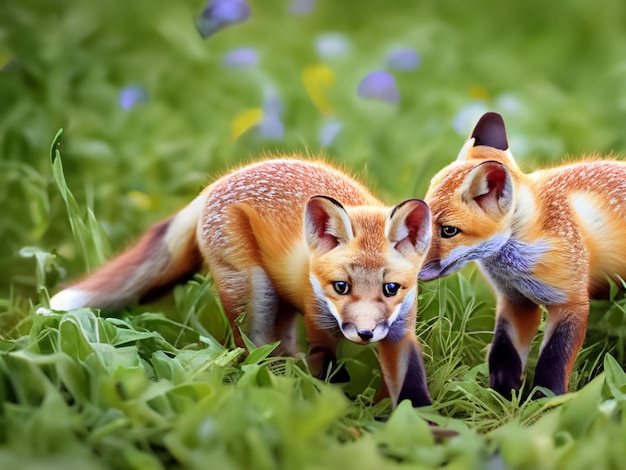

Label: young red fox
[50,159,432,407]
[419,112,626,398]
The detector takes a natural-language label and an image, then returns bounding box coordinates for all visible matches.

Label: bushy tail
[50,195,206,311]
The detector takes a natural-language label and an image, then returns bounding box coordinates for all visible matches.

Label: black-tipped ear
[471,112,508,150]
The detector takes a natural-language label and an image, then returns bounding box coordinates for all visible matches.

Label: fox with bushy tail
[419,112,626,399]
[51,158,433,408]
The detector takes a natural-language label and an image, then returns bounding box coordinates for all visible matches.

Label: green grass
[2,0,626,468]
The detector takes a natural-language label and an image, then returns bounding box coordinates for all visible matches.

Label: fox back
[419,112,626,398]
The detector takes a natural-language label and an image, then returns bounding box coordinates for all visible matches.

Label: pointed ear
[470,112,508,150]
[305,196,354,255]
[385,199,431,257]
[461,161,513,216]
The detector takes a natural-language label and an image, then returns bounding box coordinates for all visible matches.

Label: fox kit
[419,112,626,398]
[51,159,432,407]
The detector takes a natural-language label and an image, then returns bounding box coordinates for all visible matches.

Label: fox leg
[378,330,431,407]
[272,303,299,356]
[533,301,588,395]
[489,296,542,399]
[247,266,299,355]
[376,297,430,407]
[208,262,257,348]
[210,262,296,352]
[204,203,298,353]
[303,315,343,380]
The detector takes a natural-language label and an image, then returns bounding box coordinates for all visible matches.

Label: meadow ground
[1,0,626,468]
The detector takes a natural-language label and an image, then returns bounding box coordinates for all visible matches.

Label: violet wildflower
[119,85,148,111]
[319,120,343,147]
[289,0,315,15]
[257,88,284,140]
[222,48,258,68]
[357,71,400,104]
[196,0,251,39]
[387,48,420,71]
[257,112,284,140]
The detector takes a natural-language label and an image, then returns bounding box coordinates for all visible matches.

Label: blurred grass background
[3,0,626,301]
[2,0,626,468]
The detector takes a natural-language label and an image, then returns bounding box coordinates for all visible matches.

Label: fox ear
[305,196,354,255]
[471,112,508,150]
[461,161,513,216]
[457,112,509,161]
[385,199,431,257]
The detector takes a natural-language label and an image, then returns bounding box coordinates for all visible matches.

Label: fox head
[305,195,431,344]
[419,112,519,281]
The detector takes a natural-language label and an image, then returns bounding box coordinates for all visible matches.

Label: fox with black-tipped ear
[419,112,626,399]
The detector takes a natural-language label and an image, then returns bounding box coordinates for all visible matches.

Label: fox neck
[479,238,568,305]
[478,179,568,305]
[509,179,538,238]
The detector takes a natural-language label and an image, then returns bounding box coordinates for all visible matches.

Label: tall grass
[2,0,626,468]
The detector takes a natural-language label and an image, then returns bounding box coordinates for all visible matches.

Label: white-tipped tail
[50,288,92,311]
[49,194,206,311]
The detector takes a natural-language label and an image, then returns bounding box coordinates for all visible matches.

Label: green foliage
[2,0,626,467]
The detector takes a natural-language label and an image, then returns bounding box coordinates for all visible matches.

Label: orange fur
[420,112,626,398]
[51,158,433,408]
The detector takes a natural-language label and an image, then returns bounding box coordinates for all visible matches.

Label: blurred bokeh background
[2,0,626,310]
[3,3,626,466]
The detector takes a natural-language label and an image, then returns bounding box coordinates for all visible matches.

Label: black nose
[357,329,374,341]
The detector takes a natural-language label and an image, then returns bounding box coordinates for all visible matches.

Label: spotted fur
[50,158,432,408]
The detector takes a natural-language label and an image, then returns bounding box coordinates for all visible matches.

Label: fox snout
[340,321,389,344]
[418,259,443,281]
[339,290,417,344]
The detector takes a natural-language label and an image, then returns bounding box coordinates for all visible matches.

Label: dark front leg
[303,313,349,382]
[308,345,350,383]
[488,318,523,400]
[398,341,431,407]
[533,303,588,396]
[488,298,542,399]
[532,324,570,396]
[378,331,431,407]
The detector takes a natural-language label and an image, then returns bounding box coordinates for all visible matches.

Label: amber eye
[383,282,401,297]
[441,225,460,238]
[333,281,351,295]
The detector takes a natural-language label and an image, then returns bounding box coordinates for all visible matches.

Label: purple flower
[222,47,258,68]
[319,120,343,147]
[289,0,315,15]
[262,88,284,117]
[387,48,420,71]
[257,88,284,140]
[315,33,350,58]
[196,0,251,39]
[357,71,400,104]
[257,112,284,140]
[119,85,148,111]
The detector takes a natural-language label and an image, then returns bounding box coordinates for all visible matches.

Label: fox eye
[383,282,401,297]
[333,281,351,295]
[441,225,460,238]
